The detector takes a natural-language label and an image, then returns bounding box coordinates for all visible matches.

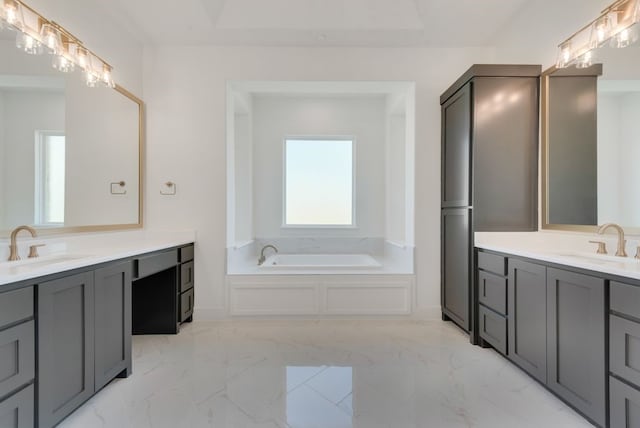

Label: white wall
[1,90,65,229]
[143,45,496,318]
[234,112,253,243]
[252,94,386,239]
[385,110,406,244]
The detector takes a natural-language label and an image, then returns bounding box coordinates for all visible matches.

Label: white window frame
[34,130,65,227]
[282,136,357,229]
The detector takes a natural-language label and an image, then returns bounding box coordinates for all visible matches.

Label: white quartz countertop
[0,230,195,286]
[475,231,640,281]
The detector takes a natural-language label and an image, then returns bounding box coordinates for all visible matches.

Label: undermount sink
[0,254,89,275]
[554,251,639,266]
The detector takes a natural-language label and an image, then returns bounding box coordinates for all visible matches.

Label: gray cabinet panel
[441,208,471,330]
[0,385,34,428]
[478,270,507,315]
[181,288,194,322]
[611,281,640,321]
[94,262,132,391]
[611,315,640,388]
[478,305,507,355]
[473,77,538,231]
[610,376,640,428]
[547,268,606,427]
[135,250,177,279]
[547,75,598,226]
[180,261,194,293]
[0,288,33,330]
[508,259,547,383]
[179,245,194,263]
[0,321,34,400]
[38,272,95,428]
[441,84,471,207]
[477,252,506,276]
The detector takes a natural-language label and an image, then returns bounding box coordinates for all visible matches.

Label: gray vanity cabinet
[0,385,34,428]
[94,262,132,391]
[546,268,606,427]
[440,65,540,338]
[38,272,95,428]
[507,259,547,383]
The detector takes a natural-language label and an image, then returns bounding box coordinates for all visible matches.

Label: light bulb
[556,41,572,68]
[85,70,99,87]
[16,31,43,55]
[52,54,75,72]
[101,66,115,88]
[615,28,631,47]
[576,51,593,69]
[77,49,88,69]
[6,5,17,25]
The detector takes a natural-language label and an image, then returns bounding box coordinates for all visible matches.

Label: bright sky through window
[285,138,353,226]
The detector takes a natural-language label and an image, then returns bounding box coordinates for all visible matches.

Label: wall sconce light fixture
[0,0,115,88]
[556,0,640,69]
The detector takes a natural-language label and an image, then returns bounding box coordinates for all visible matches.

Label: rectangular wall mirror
[542,45,640,233]
[0,28,143,237]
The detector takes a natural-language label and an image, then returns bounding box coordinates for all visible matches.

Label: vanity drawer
[135,250,177,279]
[611,281,640,321]
[610,376,640,428]
[180,261,194,293]
[478,305,507,355]
[0,384,34,428]
[611,315,640,388]
[179,245,194,263]
[478,270,507,315]
[180,289,194,322]
[0,321,34,399]
[477,252,506,276]
[0,287,33,330]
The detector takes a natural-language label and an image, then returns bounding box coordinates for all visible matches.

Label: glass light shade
[3,0,23,30]
[590,15,613,47]
[556,41,573,68]
[575,50,594,68]
[40,23,62,54]
[16,31,43,54]
[52,54,75,72]
[75,46,89,69]
[101,66,115,88]
[85,69,99,87]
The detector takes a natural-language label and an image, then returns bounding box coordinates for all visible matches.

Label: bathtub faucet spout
[258,245,278,266]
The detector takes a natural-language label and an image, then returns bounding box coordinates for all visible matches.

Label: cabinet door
[94,262,132,391]
[441,83,471,207]
[38,272,95,428]
[547,268,606,427]
[508,259,547,382]
[441,208,471,330]
[0,385,34,428]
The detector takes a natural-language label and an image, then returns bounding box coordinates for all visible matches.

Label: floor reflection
[286,366,353,428]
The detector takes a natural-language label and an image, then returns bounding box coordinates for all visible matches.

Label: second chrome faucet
[258,245,278,266]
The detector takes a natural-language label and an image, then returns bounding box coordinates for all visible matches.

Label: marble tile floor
[59,320,593,428]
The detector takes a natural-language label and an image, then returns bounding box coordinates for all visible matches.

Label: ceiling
[98,0,531,47]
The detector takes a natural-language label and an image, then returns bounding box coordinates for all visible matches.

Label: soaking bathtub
[259,253,381,270]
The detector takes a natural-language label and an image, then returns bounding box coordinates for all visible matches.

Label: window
[284,138,354,226]
[35,131,65,225]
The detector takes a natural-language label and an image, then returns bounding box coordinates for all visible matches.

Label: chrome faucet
[597,223,627,257]
[8,225,38,261]
[258,245,278,266]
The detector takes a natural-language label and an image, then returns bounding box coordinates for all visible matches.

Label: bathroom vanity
[0,237,194,428]
[475,235,640,428]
